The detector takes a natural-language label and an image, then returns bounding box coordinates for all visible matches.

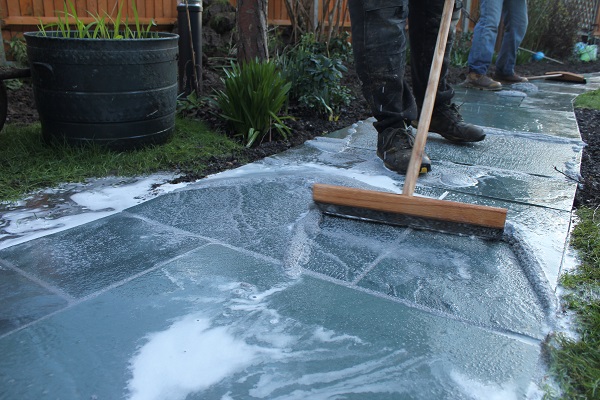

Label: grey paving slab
[453,87,529,108]
[520,91,578,112]
[0,264,69,335]
[456,103,579,137]
[527,80,599,95]
[345,120,583,177]
[303,122,581,205]
[127,177,316,261]
[0,244,545,400]
[454,86,579,112]
[424,130,583,177]
[0,213,207,299]
[423,189,573,292]
[303,214,548,339]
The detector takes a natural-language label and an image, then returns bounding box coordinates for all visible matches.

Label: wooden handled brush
[312,0,508,239]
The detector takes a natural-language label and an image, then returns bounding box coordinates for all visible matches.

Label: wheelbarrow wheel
[0,81,7,132]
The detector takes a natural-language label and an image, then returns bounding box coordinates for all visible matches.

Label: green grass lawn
[0,117,243,202]
[544,90,600,399]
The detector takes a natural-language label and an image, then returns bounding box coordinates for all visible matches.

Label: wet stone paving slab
[1,74,600,399]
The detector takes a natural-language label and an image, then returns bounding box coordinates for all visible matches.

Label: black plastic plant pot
[24,31,179,150]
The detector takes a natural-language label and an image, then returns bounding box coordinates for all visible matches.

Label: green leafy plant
[8,36,28,66]
[38,0,157,39]
[177,91,205,116]
[214,59,292,147]
[4,36,28,90]
[450,31,472,68]
[277,33,353,120]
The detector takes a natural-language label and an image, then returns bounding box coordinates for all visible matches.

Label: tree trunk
[237,0,269,63]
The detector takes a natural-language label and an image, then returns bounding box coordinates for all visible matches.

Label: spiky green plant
[214,59,292,147]
[38,0,157,39]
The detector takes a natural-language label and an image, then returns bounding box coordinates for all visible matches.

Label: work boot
[463,72,502,91]
[377,126,431,175]
[428,103,486,143]
[493,73,529,83]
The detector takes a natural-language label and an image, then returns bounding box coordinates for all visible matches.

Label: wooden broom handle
[403,0,455,195]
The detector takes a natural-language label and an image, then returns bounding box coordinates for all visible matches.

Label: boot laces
[438,103,465,124]
[381,125,413,152]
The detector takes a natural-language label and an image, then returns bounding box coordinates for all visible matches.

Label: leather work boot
[463,72,502,91]
[428,103,486,143]
[377,126,432,175]
[493,73,529,83]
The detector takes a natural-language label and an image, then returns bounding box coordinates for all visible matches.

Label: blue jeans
[467,0,528,76]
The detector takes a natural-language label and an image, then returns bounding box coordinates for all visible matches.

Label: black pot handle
[32,62,54,80]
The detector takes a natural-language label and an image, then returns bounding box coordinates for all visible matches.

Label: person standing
[348,0,486,175]
[464,0,529,90]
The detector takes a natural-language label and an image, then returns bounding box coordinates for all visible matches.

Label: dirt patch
[3,58,599,207]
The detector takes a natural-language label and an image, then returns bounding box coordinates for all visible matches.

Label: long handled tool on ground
[312,0,507,239]
[518,47,564,64]
[525,71,586,84]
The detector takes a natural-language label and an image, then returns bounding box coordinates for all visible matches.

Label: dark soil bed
[3,58,600,208]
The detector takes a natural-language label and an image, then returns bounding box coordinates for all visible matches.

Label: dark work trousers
[348,0,462,133]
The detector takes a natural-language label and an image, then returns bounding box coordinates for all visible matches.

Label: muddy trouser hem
[348,0,461,133]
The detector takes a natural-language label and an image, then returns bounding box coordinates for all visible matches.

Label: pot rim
[23,31,179,41]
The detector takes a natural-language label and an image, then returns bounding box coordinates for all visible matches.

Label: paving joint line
[0,258,76,303]
[302,268,545,346]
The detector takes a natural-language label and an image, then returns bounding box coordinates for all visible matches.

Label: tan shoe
[493,73,529,83]
[463,72,503,91]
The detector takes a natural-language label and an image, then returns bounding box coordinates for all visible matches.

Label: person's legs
[408,0,459,109]
[348,0,430,174]
[348,0,415,132]
[467,0,503,75]
[409,0,486,142]
[495,0,528,77]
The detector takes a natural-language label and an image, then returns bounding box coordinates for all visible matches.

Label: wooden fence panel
[0,0,179,28]
[0,0,494,32]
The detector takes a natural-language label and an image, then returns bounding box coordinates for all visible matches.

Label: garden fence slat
[53,0,63,15]
[106,0,118,16]
[33,0,45,16]
[97,0,108,15]
[75,0,86,16]
[137,0,145,17]
[143,0,153,18]
[86,0,98,16]
[42,0,54,16]
[18,0,32,17]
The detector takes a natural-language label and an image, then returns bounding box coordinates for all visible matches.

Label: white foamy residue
[126,278,405,400]
[311,326,364,344]
[0,174,187,250]
[127,315,262,400]
[204,162,402,195]
[125,274,534,400]
[450,370,518,400]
